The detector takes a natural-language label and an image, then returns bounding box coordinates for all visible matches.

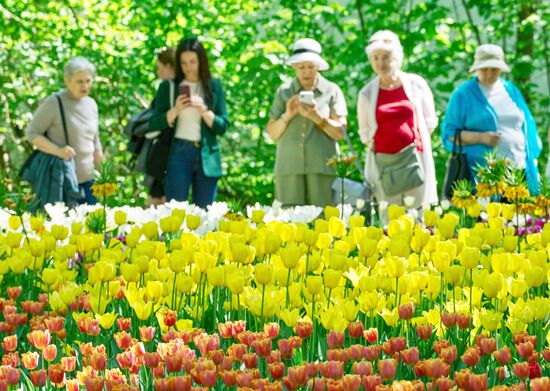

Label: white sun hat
[469,44,511,73]
[286,38,329,71]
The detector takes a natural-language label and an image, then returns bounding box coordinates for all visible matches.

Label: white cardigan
[357,71,439,206]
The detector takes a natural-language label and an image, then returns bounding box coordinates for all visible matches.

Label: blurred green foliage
[1,0,548,206]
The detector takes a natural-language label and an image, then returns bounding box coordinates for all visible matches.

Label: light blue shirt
[441,77,542,194]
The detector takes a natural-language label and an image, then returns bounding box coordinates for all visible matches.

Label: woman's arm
[299,104,346,140]
[31,136,76,160]
[455,130,500,146]
[266,95,300,141]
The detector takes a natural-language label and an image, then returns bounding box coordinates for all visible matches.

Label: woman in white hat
[441,44,542,194]
[358,30,438,209]
[266,38,348,207]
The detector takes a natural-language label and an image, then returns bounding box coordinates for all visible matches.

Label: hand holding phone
[299,91,314,106]
[179,84,191,98]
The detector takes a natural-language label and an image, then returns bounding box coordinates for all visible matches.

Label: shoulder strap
[55,95,70,146]
[170,81,175,109]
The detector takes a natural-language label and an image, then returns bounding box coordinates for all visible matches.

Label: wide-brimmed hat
[469,44,510,73]
[286,38,329,71]
[365,30,402,56]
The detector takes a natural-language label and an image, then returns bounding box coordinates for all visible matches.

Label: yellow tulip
[50,225,68,241]
[28,239,45,258]
[6,232,22,248]
[323,269,342,290]
[280,246,301,269]
[120,263,140,283]
[207,266,225,287]
[423,210,438,227]
[502,236,518,252]
[254,263,273,285]
[348,215,365,229]
[49,291,67,312]
[108,280,121,298]
[0,261,9,275]
[525,267,545,288]
[328,217,345,238]
[486,202,502,218]
[506,318,527,334]
[133,255,150,274]
[306,276,323,295]
[96,312,117,329]
[126,231,141,249]
[227,274,245,295]
[380,307,399,326]
[438,214,459,240]
[329,250,347,271]
[358,237,378,258]
[388,205,405,220]
[94,261,116,282]
[145,281,163,300]
[341,300,359,322]
[508,278,528,298]
[30,216,44,232]
[133,300,153,320]
[185,215,201,230]
[490,253,509,274]
[114,210,127,226]
[278,308,300,328]
[484,228,503,247]
[176,274,194,293]
[479,309,503,332]
[386,256,406,278]
[314,218,329,233]
[501,204,516,221]
[466,202,481,218]
[483,272,503,299]
[42,268,58,286]
[142,222,159,240]
[8,215,21,230]
[71,221,83,234]
[195,253,217,273]
[324,206,340,220]
[389,238,409,258]
[445,264,464,285]
[459,247,480,269]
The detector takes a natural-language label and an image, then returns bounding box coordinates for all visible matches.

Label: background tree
[1,0,548,207]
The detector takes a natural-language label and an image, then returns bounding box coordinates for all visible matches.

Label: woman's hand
[285,95,300,119]
[298,100,320,122]
[57,146,76,160]
[481,132,501,147]
[189,95,208,114]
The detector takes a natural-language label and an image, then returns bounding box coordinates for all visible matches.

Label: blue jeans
[164,139,218,208]
[79,181,97,205]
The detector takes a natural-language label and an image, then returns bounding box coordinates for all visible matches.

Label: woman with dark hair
[149,38,229,208]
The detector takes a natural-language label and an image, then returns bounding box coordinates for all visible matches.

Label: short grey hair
[64,56,95,79]
[365,30,404,69]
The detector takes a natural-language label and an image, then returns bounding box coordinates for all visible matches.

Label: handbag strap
[55,95,70,146]
[452,128,464,155]
[170,80,174,108]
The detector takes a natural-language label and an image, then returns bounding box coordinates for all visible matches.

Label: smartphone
[179,84,190,98]
[299,91,314,105]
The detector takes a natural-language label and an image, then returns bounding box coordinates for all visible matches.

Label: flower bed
[0,199,548,390]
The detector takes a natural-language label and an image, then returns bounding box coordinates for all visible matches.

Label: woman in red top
[358,30,438,210]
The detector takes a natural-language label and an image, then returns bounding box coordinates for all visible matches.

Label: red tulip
[84,376,104,391]
[476,335,496,356]
[398,302,414,320]
[529,360,542,379]
[152,363,164,378]
[228,343,247,362]
[264,322,280,338]
[296,320,313,339]
[424,358,450,379]
[2,352,18,368]
[139,326,155,342]
[193,332,220,356]
[352,360,373,376]
[48,363,65,385]
[207,349,224,366]
[457,313,471,329]
[268,361,285,379]
[349,344,364,361]
[242,353,258,369]
[363,327,378,343]
[6,287,21,300]
[163,310,177,327]
[320,360,344,379]
[172,375,191,390]
[542,349,550,363]
[400,347,420,365]
[516,341,535,359]
[278,339,294,360]
[342,374,361,391]
[493,347,512,365]
[90,352,107,371]
[441,312,457,328]
[512,362,530,379]
[495,366,507,381]
[431,376,453,391]
[287,365,308,387]
[327,330,345,349]
[221,370,237,387]
[363,345,381,361]
[467,373,488,391]
[348,321,364,338]
[439,345,457,365]
[377,358,397,380]
[29,369,47,387]
[3,367,19,386]
[27,329,51,350]
[117,317,131,331]
[44,316,65,333]
[165,354,183,373]
[309,377,326,391]
[21,351,39,370]
[143,352,161,368]
[252,337,272,358]
[513,331,537,348]
[2,335,17,352]
[306,362,319,378]
[531,377,550,391]
[462,347,480,366]
[266,349,281,364]
[416,323,433,340]
[196,369,217,387]
[42,344,57,362]
[361,374,382,391]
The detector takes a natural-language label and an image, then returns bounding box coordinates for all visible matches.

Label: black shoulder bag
[442,128,471,200]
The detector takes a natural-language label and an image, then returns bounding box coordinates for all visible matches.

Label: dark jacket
[149,78,229,178]
[22,152,83,207]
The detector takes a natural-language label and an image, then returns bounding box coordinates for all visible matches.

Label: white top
[175,81,203,142]
[479,80,526,169]
[357,71,439,206]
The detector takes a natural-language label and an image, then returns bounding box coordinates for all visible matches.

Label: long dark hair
[175,38,212,104]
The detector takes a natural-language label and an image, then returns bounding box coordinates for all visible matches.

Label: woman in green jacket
[149,38,229,208]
